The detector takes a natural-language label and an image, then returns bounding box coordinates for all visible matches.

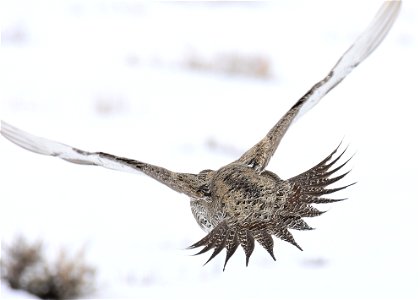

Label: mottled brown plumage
[189,144,353,270]
[0,1,400,270]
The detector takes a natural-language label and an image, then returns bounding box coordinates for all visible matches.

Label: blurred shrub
[1,236,95,299]
[185,51,272,79]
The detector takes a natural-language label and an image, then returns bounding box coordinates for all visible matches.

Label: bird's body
[1,1,401,270]
[192,164,284,232]
[189,144,351,269]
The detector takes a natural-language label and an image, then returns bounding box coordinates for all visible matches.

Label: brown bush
[1,236,96,299]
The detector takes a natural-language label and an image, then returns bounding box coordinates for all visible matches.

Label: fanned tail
[188,221,242,271]
[288,143,355,205]
[188,217,316,270]
[190,220,276,271]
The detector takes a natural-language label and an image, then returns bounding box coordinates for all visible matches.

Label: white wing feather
[1,121,136,173]
[293,0,401,121]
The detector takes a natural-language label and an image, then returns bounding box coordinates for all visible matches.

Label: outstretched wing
[1,121,206,198]
[235,1,401,172]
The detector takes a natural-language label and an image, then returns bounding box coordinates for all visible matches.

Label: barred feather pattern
[189,144,353,270]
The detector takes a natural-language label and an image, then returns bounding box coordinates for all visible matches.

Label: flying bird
[1,1,401,270]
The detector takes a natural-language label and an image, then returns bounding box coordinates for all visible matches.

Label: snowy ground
[1,0,419,299]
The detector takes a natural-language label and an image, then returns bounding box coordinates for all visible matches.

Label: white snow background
[1,0,419,299]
